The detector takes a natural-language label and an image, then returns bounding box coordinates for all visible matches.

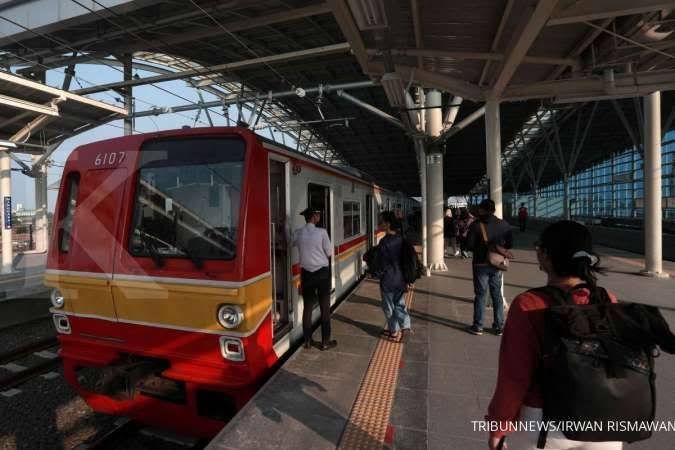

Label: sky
[11,61,290,212]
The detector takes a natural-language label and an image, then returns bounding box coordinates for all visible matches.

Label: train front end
[45,128,274,438]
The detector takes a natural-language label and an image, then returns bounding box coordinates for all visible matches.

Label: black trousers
[301,267,331,342]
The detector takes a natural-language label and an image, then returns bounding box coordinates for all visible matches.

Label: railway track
[74,418,140,450]
[0,336,60,394]
[75,418,203,450]
[0,314,52,333]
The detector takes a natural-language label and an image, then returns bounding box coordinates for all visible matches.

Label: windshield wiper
[177,243,204,270]
[139,229,165,268]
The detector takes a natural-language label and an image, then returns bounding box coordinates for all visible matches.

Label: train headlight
[217,305,244,329]
[50,289,65,309]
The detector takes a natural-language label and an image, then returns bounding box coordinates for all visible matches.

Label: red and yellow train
[45,127,414,437]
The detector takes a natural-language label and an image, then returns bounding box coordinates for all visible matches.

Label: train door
[269,158,291,339]
[49,168,129,321]
[366,194,374,249]
[307,183,334,291]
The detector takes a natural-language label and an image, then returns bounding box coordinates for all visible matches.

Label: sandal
[380,329,392,338]
[388,332,402,342]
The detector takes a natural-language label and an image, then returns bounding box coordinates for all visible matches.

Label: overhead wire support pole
[251,99,267,129]
[197,91,214,127]
[132,81,376,118]
[121,54,133,136]
[334,90,406,130]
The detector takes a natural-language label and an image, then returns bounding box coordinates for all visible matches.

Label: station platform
[0,251,46,301]
[207,231,675,450]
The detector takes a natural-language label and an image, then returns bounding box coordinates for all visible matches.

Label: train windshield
[129,136,245,262]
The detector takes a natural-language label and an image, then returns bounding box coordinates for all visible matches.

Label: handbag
[479,222,509,271]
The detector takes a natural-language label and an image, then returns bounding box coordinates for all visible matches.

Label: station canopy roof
[0,0,673,195]
[0,70,126,152]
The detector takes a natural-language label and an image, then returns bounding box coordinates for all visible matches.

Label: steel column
[32,155,48,252]
[122,54,133,136]
[643,91,667,277]
[0,149,11,273]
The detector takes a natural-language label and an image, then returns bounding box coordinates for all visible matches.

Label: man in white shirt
[293,207,337,351]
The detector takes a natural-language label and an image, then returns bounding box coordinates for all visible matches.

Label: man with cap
[292,207,337,350]
[465,199,513,336]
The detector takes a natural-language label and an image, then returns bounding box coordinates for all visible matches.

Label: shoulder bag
[479,222,509,271]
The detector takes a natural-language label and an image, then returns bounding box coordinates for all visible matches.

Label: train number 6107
[94,152,126,167]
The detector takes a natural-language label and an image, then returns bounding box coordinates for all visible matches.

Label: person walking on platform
[456,207,474,258]
[518,202,529,232]
[293,207,337,351]
[376,211,412,342]
[465,199,513,336]
[443,208,459,257]
[486,221,618,450]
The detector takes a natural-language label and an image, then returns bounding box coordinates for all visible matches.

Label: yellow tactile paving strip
[337,288,415,450]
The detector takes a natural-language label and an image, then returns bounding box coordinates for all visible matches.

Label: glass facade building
[509,130,675,220]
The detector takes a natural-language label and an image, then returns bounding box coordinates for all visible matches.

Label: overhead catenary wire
[0,14,213,125]
[0,4,343,163]
[78,0,318,141]
[68,0,230,123]
[85,0,241,91]
[66,0,322,146]
[0,32,208,127]
[187,0,293,88]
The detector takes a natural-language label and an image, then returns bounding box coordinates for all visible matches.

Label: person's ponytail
[540,222,606,287]
[571,251,604,288]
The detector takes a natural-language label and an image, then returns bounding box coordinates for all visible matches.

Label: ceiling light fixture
[347,0,388,30]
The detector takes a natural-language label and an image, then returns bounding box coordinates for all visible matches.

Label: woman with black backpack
[486,221,623,450]
[375,211,412,343]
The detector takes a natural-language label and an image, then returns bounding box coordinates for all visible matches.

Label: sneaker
[454,250,460,257]
[493,327,503,336]
[320,340,337,351]
[467,325,483,335]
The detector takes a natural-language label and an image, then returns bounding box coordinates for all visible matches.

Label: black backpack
[530,284,675,448]
[363,245,383,276]
[400,238,424,284]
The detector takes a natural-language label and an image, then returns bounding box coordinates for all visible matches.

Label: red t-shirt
[486,286,617,439]
[518,207,528,219]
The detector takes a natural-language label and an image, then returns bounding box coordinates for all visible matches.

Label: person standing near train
[293,207,338,351]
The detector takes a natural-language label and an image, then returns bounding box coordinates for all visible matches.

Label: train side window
[343,201,361,239]
[59,172,80,253]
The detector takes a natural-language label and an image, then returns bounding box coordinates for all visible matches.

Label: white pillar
[643,91,667,277]
[416,139,428,269]
[33,155,48,252]
[485,96,503,218]
[425,89,446,271]
[0,149,12,273]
